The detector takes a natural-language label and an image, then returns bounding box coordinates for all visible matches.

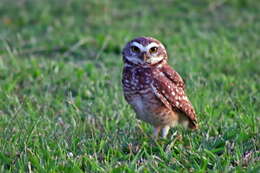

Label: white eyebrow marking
[146,42,159,50]
[131,42,145,52]
[131,42,160,52]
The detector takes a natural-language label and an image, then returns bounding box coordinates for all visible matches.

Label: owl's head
[122,37,168,66]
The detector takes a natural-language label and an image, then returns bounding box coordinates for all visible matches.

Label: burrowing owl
[122,37,198,138]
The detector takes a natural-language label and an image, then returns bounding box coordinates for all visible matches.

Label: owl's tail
[189,120,199,130]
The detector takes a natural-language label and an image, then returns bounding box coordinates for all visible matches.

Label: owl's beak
[140,52,148,61]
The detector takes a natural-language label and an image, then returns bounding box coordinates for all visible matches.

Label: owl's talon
[162,126,170,138]
[153,126,161,139]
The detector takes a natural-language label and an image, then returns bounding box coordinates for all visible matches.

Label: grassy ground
[0,0,259,172]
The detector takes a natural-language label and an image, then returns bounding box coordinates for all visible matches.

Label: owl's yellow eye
[131,46,140,53]
[149,47,158,54]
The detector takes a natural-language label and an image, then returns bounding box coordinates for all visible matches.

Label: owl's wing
[151,66,197,128]
[161,64,185,89]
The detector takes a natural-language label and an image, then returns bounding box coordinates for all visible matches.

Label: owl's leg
[162,126,170,138]
[153,126,161,139]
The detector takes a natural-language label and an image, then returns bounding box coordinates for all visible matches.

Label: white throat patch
[125,56,143,64]
[146,56,164,64]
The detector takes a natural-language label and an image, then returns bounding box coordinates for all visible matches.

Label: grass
[0,0,259,172]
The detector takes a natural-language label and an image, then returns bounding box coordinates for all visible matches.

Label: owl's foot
[153,126,171,139]
[153,126,161,139]
[162,126,170,138]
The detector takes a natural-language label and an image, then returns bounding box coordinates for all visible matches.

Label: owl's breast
[128,91,160,122]
[122,67,166,123]
[122,67,153,92]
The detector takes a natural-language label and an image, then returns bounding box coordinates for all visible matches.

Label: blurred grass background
[0,0,259,172]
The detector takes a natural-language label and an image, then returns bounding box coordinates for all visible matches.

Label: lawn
[0,0,259,172]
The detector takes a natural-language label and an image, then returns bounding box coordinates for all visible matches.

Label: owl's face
[122,37,168,66]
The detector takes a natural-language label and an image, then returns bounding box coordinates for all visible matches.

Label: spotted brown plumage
[122,36,198,138]
[151,64,198,128]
